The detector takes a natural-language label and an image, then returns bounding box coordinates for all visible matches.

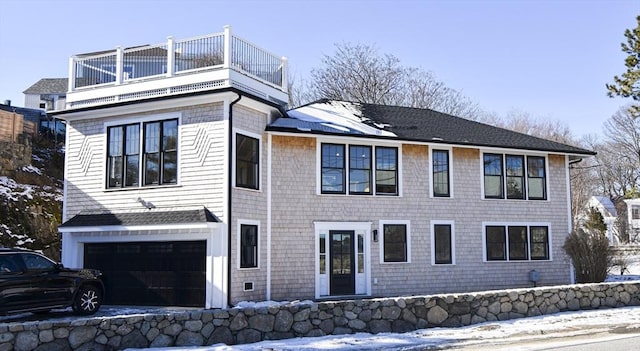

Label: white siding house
[55,27,595,309]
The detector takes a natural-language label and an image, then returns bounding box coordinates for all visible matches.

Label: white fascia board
[58,222,220,233]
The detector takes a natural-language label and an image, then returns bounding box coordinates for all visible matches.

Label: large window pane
[144,122,160,185]
[383,224,407,262]
[321,144,345,194]
[506,155,525,199]
[124,125,140,187]
[162,120,178,185]
[508,226,528,260]
[486,226,506,261]
[376,147,398,195]
[433,150,450,197]
[527,156,546,200]
[236,134,259,189]
[434,224,452,264]
[107,126,124,188]
[349,145,371,194]
[240,224,258,268]
[484,154,503,198]
[530,226,549,260]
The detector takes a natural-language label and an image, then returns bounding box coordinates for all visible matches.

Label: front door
[330,231,355,295]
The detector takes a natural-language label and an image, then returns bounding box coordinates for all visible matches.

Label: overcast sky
[0,0,636,137]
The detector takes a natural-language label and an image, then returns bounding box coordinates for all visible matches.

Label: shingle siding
[267,136,572,301]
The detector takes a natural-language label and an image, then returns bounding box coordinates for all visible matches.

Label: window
[508,226,528,260]
[143,120,178,186]
[633,206,640,220]
[236,134,259,190]
[527,156,546,200]
[506,155,525,199]
[485,224,550,261]
[107,124,140,188]
[530,226,549,260]
[107,118,177,189]
[485,226,506,261]
[484,154,503,199]
[321,144,345,194]
[376,147,398,195]
[321,142,398,195]
[432,223,453,264]
[349,145,372,194]
[382,223,408,263]
[240,224,258,269]
[483,153,546,200]
[432,149,450,197]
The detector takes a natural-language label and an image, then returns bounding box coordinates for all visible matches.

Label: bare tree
[296,43,480,118]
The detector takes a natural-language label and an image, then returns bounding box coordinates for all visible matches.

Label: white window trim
[104,112,182,190]
[379,220,411,264]
[429,146,453,198]
[482,221,552,262]
[479,150,549,201]
[232,129,262,192]
[430,220,455,265]
[237,219,260,270]
[316,138,402,197]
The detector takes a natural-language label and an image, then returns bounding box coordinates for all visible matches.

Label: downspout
[227,93,242,308]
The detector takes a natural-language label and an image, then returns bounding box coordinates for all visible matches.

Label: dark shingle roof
[268,100,595,156]
[59,208,219,228]
[23,78,68,95]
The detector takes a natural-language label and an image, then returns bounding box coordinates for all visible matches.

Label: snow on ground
[126,306,640,351]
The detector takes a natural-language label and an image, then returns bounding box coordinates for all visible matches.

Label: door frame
[314,222,371,299]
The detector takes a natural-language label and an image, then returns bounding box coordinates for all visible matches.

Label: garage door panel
[84,241,206,307]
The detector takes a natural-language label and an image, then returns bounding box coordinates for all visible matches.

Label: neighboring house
[623,198,640,243]
[0,102,41,138]
[22,78,68,136]
[54,27,595,310]
[582,196,618,245]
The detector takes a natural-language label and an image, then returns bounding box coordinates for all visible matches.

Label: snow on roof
[287,100,396,137]
[589,196,617,217]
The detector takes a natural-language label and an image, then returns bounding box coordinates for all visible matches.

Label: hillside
[0,136,63,260]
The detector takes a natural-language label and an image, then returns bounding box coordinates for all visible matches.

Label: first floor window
[240,224,258,268]
[236,134,260,190]
[433,224,453,264]
[383,223,408,262]
[485,224,550,261]
[486,226,506,261]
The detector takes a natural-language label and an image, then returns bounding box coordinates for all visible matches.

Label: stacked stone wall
[2,282,639,350]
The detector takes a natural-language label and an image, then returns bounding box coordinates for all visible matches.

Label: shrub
[563,208,612,283]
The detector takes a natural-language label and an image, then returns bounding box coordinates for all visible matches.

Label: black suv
[0,248,104,316]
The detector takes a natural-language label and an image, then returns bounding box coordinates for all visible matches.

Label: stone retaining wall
[2,282,640,351]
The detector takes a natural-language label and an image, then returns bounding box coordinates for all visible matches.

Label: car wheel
[72,285,102,315]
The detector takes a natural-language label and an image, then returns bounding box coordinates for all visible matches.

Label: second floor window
[107,118,178,189]
[321,143,398,196]
[483,153,547,200]
[432,149,450,197]
[236,134,259,190]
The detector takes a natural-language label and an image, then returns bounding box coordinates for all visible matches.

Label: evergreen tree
[607,16,640,116]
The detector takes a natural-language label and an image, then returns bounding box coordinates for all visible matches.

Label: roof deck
[65,26,288,110]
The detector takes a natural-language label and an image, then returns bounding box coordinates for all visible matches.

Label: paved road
[443,329,640,351]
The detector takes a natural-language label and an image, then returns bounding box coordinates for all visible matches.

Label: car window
[0,255,22,273]
[20,253,55,271]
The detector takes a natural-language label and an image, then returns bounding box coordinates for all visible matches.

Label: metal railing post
[68,56,76,93]
[115,46,124,85]
[166,36,175,77]
[223,25,231,69]
[281,56,288,92]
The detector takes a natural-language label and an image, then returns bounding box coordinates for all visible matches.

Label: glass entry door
[330,231,355,295]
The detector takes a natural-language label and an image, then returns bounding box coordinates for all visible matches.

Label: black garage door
[84,241,206,307]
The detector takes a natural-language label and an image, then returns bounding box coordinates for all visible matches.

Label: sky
[0,0,638,138]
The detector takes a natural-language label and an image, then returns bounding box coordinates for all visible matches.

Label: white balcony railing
[66,26,288,109]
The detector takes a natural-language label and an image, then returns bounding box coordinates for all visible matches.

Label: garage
[84,241,206,307]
